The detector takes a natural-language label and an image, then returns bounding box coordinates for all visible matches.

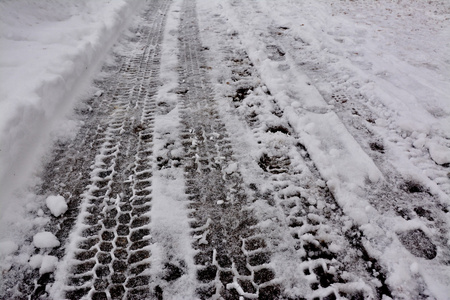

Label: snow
[147,2,197,296]
[45,195,67,217]
[39,255,58,274]
[0,0,142,220]
[224,162,238,174]
[198,0,450,298]
[29,254,58,274]
[0,240,18,256]
[32,232,60,249]
[29,254,44,269]
[0,1,144,293]
[410,262,419,274]
[428,142,450,165]
[0,0,449,298]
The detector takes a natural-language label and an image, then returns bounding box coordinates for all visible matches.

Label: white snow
[147,1,197,296]
[224,162,238,175]
[410,262,419,275]
[29,254,44,269]
[1,0,449,298]
[30,254,58,274]
[39,255,58,274]
[32,232,60,249]
[0,0,142,220]
[0,1,144,293]
[0,240,18,256]
[45,195,68,217]
[198,0,450,298]
[428,142,450,165]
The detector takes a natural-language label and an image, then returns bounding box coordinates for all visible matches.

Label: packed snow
[0,240,18,256]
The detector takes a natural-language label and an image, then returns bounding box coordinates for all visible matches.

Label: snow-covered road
[1,0,449,299]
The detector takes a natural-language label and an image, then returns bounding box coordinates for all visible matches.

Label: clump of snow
[39,255,58,274]
[0,240,18,256]
[29,254,59,274]
[33,232,60,249]
[94,90,104,97]
[29,254,44,269]
[427,143,450,165]
[412,133,428,149]
[45,195,68,217]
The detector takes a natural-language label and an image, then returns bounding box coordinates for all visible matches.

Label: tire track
[2,40,121,300]
[59,2,172,298]
[226,43,391,300]
[177,1,279,298]
[2,1,173,299]
[238,0,450,287]
[195,4,392,299]
[218,0,450,298]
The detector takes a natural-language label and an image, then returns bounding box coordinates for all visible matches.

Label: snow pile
[45,195,67,217]
[0,0,141,219]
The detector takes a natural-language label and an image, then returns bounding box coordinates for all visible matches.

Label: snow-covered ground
[195,0,450,298]
[1,0,449,299]
[0,0,141,218]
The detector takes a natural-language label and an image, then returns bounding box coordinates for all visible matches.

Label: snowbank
[0,0,142,218]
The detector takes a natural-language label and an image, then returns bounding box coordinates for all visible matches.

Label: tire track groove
[227,39,392,300]
[178,1,279,299]
[196,5,392,298]
[48,1,172,299]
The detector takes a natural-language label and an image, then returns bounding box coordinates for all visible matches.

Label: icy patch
[45,195,68,217]
[33,232,60,249]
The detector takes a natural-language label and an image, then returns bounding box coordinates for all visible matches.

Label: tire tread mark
[199,4,392,299]
[22,1,173,299]
[177,1,279,299]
